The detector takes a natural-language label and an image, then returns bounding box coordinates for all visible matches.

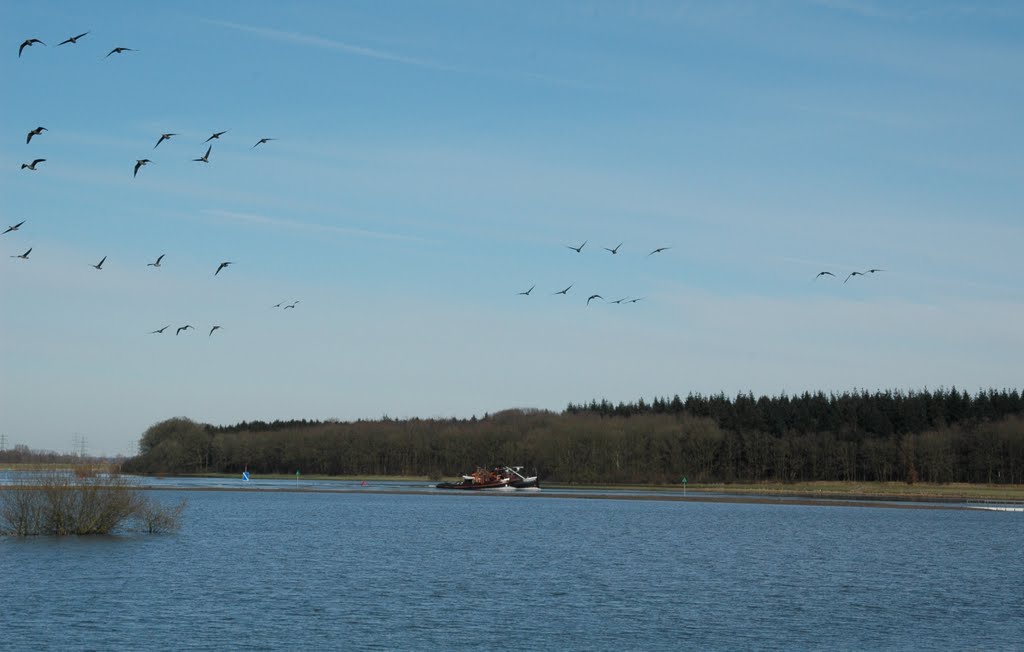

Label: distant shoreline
[4,467,1022,506]
[121,485,982,510]
[131,476,1024,509]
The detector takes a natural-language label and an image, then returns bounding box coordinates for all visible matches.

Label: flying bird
[866,268,885,274]
[610,297,629,304]
[153,133,177,149]
[204,130,229,143]
[133,159,152,177]
[58,31,89,46]
[193,145,211,163]
[648,247,671,256]
[587,294,603,306]
[283,301,299,309]
[603,243,623,255]
[214,261,232,275]
[554,284,573,295]
[149,325,170,334]
[566,241,586,253]
[147,254,165,267]
[91,256,106,270]
[105,47,135,57]
[176,325,194,336]
[19,39,45,57]
[814,271,835,280]
[26,126,46,144]
[627,297,646,303]
[252,138,276,148]
[209,326,222,336]
[518,285,535,296]
[11,248,31,259]
[21,159,45,170]
[844,271,865,283]
[2,220,25,235]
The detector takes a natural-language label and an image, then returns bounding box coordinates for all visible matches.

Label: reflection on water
[1,488,1022,650]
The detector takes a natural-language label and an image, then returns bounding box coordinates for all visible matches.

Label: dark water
[1,490,1022,650]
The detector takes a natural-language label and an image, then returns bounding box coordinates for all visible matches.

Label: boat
[436,466,539,490]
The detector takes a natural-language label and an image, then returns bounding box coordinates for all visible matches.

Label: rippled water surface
[2,488,1022,650]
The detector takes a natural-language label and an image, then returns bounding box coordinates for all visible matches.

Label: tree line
[121,388,1024,484]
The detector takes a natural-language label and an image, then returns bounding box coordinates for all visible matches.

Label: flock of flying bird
[815,269,885,283]
[10,29,886,332]
[517,240,673,306]
[9,31,294,338]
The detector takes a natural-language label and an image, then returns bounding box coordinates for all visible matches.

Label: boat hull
[435,480,509,490]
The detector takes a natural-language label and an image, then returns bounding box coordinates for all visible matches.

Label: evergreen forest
[122,388,1024,484]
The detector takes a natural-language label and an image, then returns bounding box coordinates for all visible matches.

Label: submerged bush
[0,468,185,536]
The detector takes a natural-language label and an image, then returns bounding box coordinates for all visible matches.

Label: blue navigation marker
[242,467,250,482]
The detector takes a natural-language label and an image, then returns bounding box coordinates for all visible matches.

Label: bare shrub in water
[136,496,187,534]
[0,468,185,536]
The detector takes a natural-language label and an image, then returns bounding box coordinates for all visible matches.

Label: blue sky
[2,0,1022,456]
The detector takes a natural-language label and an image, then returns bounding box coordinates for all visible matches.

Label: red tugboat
[436,466,539,490]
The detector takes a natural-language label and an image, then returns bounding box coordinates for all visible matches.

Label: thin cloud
[806,0,904,20]
[201,18,459,71]
[201,208,429,242]
[787,102,936,130]
[200,18,603,90]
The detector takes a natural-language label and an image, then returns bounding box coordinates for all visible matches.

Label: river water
[1,485,1021,650]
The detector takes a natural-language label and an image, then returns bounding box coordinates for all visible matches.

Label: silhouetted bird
[566,240,586,253]
[193,145,211,163]
[58,32,89,46]
[2,220,25,235]
[866,268,885,274]
[610,297,628,304]
[11,248,31,259]
[814,271,835,280]
[19,39,45,57]
[252,138,276,148]
[209,326,222,336]
[26,126,46,144]
[518,285,535,296]
[648,247,670,256]
[603,243,623,254]
[844,271,865,283]
[147,254,164,267]
[105,47,135,57]
[627,297,646,303]
[176,325,194,336]
[154,133,177,149]
[214,261,232,275]
[554,284,573,295]
[134,159,151,177]
[284,301,299,309]
[150,325,170,334]
[21,159,45,170]
[587,294,603,306]
[204,130,229,143]
[91,256,106,270]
